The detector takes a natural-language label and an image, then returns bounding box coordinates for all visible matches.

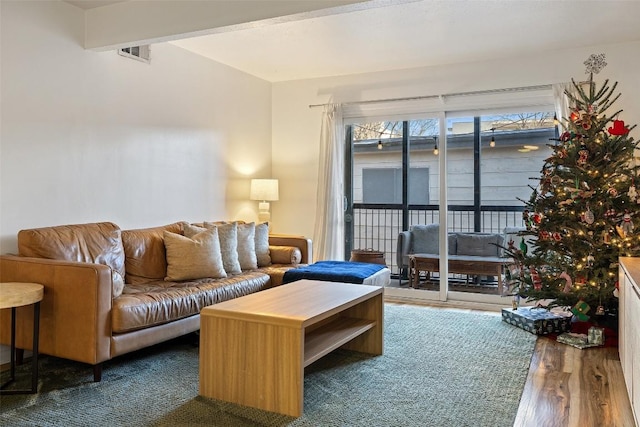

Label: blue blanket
[282,260,386,285]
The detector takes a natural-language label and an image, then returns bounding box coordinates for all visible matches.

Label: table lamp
[250,179,279,222]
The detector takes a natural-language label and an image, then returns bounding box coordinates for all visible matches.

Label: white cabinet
[620,257,640,427]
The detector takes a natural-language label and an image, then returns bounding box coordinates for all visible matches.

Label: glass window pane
[362,168,399,203]
[352,121,403,204]
[447,117,475,210]
[480,112,555,206]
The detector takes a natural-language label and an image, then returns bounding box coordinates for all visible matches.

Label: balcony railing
[350,204,525,275]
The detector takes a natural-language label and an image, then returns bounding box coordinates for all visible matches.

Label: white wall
[2,1,639,253]
[272,41,640,243]
[0,1,272,253]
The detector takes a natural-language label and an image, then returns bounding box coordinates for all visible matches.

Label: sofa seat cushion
[111,271,270,333]
[256,264,300,288]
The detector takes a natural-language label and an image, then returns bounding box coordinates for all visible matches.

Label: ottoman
[282,261,390,287]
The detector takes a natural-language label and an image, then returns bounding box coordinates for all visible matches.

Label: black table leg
[1,302,40,394]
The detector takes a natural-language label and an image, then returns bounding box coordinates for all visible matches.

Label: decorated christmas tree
[507,54,639,322]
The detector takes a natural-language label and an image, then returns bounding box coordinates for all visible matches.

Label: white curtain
[553,82,574,133]
[313,104,344,262]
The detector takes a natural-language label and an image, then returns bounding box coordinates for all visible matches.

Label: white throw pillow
[237,222,258,270]
[255,222,271,267]
[182,222,207,238]
[163,228,227,281]
[208,222,242,274]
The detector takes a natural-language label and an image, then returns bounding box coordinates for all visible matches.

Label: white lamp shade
[250,179,279,201]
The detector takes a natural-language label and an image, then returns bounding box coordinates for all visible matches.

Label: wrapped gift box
[557,332,601,349]
[501,307,573,335]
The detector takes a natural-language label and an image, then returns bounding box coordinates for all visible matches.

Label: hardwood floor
[387,300,636,427]
[515,337,635,427]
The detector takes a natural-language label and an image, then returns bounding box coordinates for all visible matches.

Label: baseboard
[384,294,504,313]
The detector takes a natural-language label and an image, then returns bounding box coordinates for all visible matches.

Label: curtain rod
[308,83,553,109]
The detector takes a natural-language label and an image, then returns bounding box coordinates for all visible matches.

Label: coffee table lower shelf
[199,280,383,417]
[304,317,376,366]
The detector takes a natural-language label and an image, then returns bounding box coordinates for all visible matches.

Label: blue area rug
[0,304,536,426]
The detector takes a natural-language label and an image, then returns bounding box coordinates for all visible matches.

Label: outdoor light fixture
[490,128,496,148]
[433,137,439,156]
[553,114,559,126]
[250,179,279,222]
[377,140,383,150]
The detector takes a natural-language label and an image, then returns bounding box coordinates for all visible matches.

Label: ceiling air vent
[118,45,150,63]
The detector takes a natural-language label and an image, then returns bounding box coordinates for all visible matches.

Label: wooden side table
[0,282,44,394]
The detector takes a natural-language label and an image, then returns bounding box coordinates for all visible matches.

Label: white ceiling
[66,1,640,83]
[170,0,640,82]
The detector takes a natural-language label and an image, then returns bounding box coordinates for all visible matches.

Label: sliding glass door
[346,117,443,298]
[345,106,555,304]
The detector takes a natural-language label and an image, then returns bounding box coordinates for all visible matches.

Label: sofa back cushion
[18,222,126,297]
[18,222,125,276]
[121,222,183,284]
[410,224,456,255]
[456,233,504,257]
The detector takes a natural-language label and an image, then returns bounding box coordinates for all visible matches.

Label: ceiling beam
[84,0,370,51]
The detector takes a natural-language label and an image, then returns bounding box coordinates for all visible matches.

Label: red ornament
[530,267,542,290]
[570,111,580,122]
[579,114,592,130]
[532,212,542,224]
[608,119,630,135]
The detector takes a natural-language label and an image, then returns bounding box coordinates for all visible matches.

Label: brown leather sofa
[0,221,312,381]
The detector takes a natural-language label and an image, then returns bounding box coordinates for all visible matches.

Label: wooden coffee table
[199,279,383,417]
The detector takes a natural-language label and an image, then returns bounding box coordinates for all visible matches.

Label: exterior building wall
[354,145,552,206]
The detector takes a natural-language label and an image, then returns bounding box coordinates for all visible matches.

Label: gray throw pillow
[255,222,271,267]
[163,229,227,281]
[410,224,456,255]
[456,233,503,257]
[410,224,440,254]
[237,222,258,270]
[211,222,242,274]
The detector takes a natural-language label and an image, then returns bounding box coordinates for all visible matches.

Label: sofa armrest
[0,255,113,365]
[397,231,413,269]
[268,234,312,264]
